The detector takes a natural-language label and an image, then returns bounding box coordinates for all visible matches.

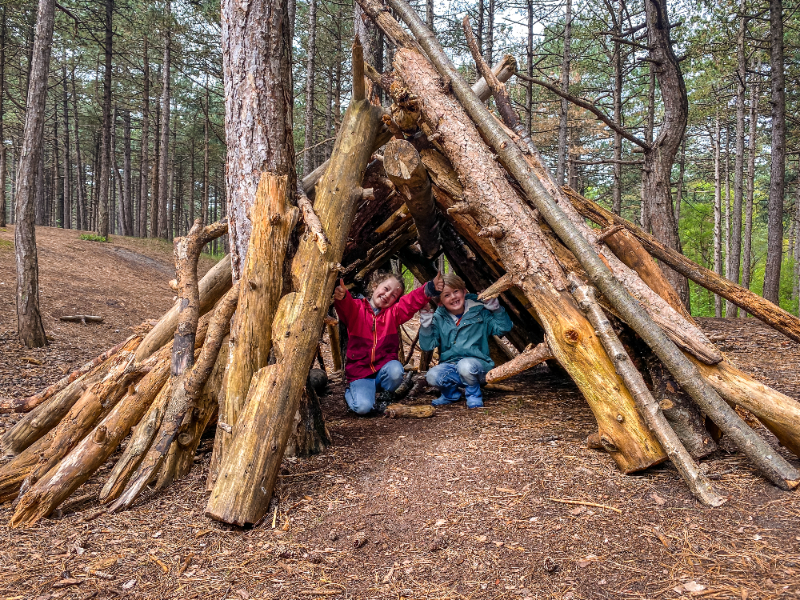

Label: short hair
[442,273,467,291]
[366,270,406,296]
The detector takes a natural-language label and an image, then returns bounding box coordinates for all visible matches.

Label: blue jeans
[426,358,486,408]
[345,360,404,415]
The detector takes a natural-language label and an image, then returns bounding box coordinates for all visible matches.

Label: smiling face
[371,277,404,310]
[440,285,466,315]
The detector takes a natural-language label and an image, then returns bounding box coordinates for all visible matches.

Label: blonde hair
[442,273,466,291]
[366,270,406,296]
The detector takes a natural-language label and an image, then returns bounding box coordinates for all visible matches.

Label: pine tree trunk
[304,0,316,175]
[713,112,722,317]
[763,0,784,304]
[97,0,113,239]
[0,6,5,229]
[61,54,71,230]
[71,65,87,230]
[123,109,132,236]
[611,0,622,216]
[555,0,571,186]
[202,88,209,225]
[14,0,53,349]
[140,40,150,237]
[157,7,171,240]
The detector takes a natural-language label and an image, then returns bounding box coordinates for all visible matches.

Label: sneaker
[432,395,460,407]
[466,396,484,409]
[374,391,395,415]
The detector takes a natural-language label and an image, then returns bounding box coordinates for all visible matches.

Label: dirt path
[0,227,798,600]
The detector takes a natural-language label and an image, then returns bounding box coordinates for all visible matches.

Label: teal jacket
[419,294,513,371]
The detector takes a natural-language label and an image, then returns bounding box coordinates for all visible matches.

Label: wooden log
[19,342,141,493]
[383,138,440,258]
[472,54,517,103]
[385,0,798,489]
[213,175,298,479]
[297,185,330,253]
[9,342,198,526]
[327,322,343,372]
[108,284,238,512]
[384,404,436,418]
[569,276,725,507]
[486,342,554,383]
[0,334,140,414]
[564,187,800,344]
[59,315,104,324]
[387,46,665,473]
[645,354,717,459]
[205,45,384,525]
[285,385,331,458]
[134,250,232,363]
[155,336,230,490]
[564,186,800,458]
[477,274,514,301]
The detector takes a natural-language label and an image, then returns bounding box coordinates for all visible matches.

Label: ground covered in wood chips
[1,225,799,600]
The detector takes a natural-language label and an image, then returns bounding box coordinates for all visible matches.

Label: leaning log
[564,188,800,345]
[205,40,384,525]
[383,138,440,258]
[385,46,665,473]
[212,174,299,479]
[569,276,725,507]
[384,0,798,489]
[134,249,232,363]
[486,342,554,383]
[0,334,140,414]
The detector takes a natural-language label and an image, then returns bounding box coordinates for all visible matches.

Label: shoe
[432,395,460,407]
[374,391,395,415]
[466,396,484,409]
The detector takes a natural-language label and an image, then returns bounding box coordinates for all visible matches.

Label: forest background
[0,0,798,318]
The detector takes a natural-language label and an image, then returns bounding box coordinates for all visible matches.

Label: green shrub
[79,234,108,242]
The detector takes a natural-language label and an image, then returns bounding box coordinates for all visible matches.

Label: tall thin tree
[555,0,572,186]
[157,2,172,239]
[14,0,54,348]
[97,0,114,238]
[303,0,317,175]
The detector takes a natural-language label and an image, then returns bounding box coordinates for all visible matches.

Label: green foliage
[0,239,12,250]
[79,234,109,243]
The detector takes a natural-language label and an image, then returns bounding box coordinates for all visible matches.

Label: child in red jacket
[333,271,443,414]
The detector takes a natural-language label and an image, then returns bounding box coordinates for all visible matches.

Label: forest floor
[0,225,799,600]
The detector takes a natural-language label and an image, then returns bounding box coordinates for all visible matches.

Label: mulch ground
[0,225,799,600]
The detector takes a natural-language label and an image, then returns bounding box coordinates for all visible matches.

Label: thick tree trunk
[223,0,295,280]
[206,61,384,526]
[97,0,113,239]
[763,0,784,304]
[640,0,690,308]
[14,0,53,349]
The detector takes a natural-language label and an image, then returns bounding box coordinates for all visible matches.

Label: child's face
[371,277,404,310]
[441,285,466,315]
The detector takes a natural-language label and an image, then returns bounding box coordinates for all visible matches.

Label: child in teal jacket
[419,274,513,408]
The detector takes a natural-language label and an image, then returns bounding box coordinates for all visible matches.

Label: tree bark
[122,109,132,236]
[71,65,87,230]
[571,278,724,506]
[763,0,784,304]
[638,0,690,308]
[303,0,317,176]
[743,62,760,300]
[206,58,384,525]
[223,0,296,280]
[61,54,71,230]
[139,40,150,236]
[713,112,723,317]
[0,6,5,229]
[14,0,53,349]
[555,0,571,186]
[157,2,171,240]
[383,138,440,258]
[97,0,113,239]
[210,175,298,488]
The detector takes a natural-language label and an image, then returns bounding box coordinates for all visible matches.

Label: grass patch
[79,234,109,242]
[0,239,11,250]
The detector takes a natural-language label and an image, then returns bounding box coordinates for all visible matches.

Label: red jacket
[334,285,431,382]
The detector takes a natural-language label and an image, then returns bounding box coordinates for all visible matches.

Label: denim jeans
[345,360,405,415]
[426,357,486,408]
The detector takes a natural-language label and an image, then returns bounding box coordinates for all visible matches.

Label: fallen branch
[297,185,330,253]
[59,315,103,324]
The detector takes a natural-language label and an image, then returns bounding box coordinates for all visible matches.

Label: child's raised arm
[389,271,444,324]
[332,278,358,326]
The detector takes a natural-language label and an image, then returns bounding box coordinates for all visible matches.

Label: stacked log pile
[3,10,800,526]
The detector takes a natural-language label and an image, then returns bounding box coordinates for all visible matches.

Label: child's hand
[419,308,435,328]
[482,297,501,311]
[333,278,347,301]
[433,270,444,292]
